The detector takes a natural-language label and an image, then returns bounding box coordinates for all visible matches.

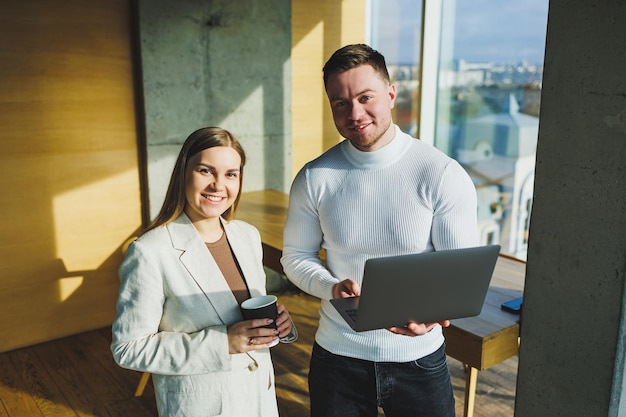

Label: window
[368,0,422,136]
[370,0,548,261]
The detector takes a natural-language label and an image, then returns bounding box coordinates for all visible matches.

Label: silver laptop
[330,245,501,332]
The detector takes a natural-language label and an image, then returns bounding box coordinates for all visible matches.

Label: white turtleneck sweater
[281,126,478,362]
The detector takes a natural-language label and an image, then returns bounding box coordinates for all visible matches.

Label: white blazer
[111,213,279,417]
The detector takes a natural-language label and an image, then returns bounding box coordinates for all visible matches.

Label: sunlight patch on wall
[219,85,265,129]
[53,169,141,271]
[58,276,84,302]
[219,86,266,191]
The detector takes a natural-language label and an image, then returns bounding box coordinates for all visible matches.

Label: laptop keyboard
[346,309,358,321]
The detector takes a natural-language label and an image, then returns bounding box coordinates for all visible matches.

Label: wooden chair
[135,371,151,397]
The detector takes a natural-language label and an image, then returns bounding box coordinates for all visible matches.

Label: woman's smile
[184,146,242,224]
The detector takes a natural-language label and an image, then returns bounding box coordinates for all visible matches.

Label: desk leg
[463,364,478,417]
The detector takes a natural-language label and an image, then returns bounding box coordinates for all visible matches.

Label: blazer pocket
[167,390,223,417]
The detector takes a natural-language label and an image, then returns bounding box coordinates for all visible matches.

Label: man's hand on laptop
[332,278,361,299]
[387,320,451,337]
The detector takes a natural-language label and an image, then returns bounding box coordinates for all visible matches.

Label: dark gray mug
[241,295,278,329]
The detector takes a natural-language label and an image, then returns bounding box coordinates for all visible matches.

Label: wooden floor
[0,290,517,417]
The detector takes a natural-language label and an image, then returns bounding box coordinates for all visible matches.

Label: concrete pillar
[138,0,291,219]
[515,1,626,416]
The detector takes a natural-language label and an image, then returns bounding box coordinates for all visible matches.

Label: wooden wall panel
[291,0,366,178]
[0,1,142,352]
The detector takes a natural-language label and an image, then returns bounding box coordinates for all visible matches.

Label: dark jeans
[308,342,455,417]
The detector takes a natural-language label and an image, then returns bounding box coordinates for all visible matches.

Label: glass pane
[370,0,547,261]
[369,0,422,137]
[435,0,548,261]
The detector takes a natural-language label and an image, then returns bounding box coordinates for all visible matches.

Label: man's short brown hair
[322,44,390,89]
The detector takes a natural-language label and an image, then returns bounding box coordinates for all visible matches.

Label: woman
[111,127,296,417]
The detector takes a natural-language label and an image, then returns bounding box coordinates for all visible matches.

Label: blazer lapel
[167,214,242,325]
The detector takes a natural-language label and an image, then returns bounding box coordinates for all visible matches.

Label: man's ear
[388,83,397,109]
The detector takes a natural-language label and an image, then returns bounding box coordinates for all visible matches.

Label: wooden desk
[443,255,524,417]
[238,190,525,417]
[237,190,289,274]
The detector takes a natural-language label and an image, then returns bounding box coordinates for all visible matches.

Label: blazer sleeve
[111,236,232,376]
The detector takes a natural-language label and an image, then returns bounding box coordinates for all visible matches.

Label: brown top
[205,232,250,305]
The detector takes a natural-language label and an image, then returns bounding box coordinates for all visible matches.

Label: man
[281,44,478,417]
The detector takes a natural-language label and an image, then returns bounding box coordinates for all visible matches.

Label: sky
[372,0,549,65]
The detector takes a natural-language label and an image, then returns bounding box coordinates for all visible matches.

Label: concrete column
[138,0,291,219]
[515,1,626,416]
